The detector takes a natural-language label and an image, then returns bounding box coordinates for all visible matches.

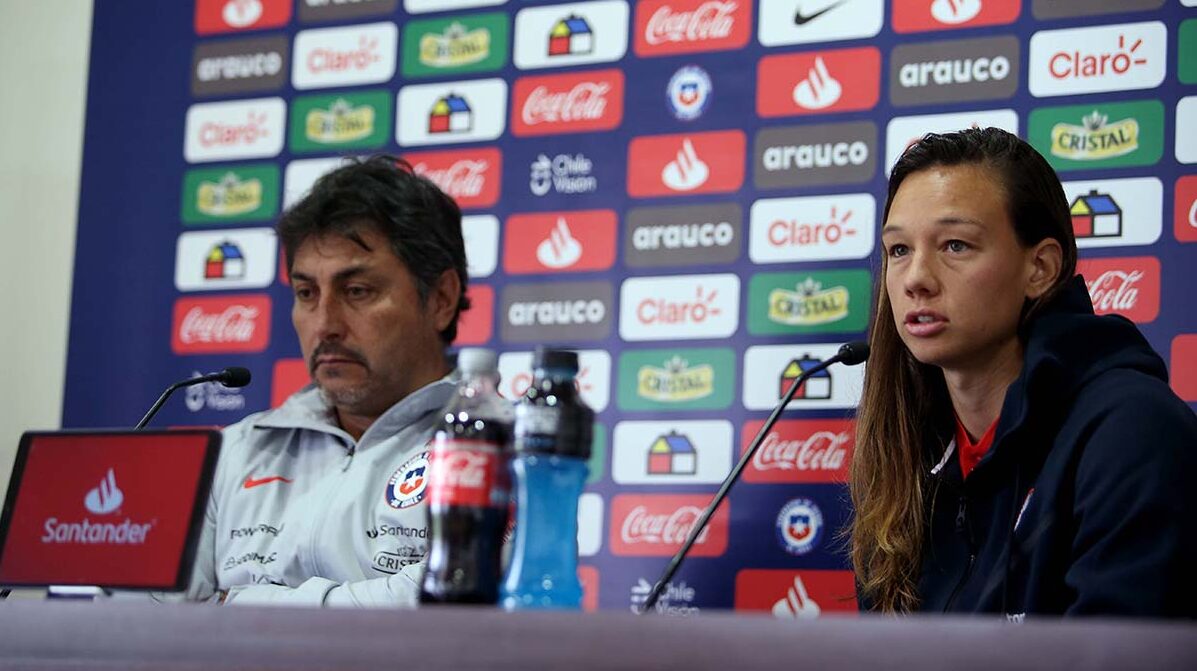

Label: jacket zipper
[944,495,976,612]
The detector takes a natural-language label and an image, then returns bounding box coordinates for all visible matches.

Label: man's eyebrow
[289,265,372,284]
[882,217,985,234]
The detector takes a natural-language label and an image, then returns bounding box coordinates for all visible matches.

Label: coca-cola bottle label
[427,438,508,508]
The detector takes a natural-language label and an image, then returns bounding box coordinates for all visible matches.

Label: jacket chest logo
[385,451,430,509]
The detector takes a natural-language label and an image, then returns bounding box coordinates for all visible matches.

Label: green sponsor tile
[1180,20,1197,85]
[181,163,279,225]
[617,347,735,412]
[289,90,390,153]
[1028,99,1164,172]
[586,422,606,485]
[402,12,508,78]
[748,269,872,336]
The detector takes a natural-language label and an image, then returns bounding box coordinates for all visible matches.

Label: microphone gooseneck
[638,340,869,614]
[134,368,253,429]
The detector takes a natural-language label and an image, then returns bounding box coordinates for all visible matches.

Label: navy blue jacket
[916,276,1197,617]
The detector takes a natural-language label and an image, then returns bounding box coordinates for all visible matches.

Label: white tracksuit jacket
[185,377,457,607]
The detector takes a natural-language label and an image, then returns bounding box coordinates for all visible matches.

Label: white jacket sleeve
[224,562,424,608]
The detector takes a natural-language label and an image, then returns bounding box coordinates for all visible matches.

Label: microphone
[135,367,252,429]
[638,341,869,614]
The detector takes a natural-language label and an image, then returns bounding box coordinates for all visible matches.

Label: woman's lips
[904,309,948,337]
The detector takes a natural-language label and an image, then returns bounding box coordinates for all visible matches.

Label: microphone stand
[638,351,851,614]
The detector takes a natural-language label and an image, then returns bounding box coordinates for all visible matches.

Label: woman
[850,127,1197,617]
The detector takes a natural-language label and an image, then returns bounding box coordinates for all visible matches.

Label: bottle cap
[532,347,578,374]
[457,348,498,376]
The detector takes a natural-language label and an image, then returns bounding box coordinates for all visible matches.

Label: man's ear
[1026,238,1063,300]
[428,268,462,332]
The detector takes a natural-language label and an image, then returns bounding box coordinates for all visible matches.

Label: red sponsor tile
[1174,176,1197,243]
[457,285,494,346]
[757,47,881,118]
[609,494,728,557]
[578,565,600,612]
[512,70,625,137]
[634,0,752,57]
[172,295,271,355]
[1076,256,1160,324]
[503,210,617,275]
[1171,335,1197,402]
[891,0,1020,33]
[627,130,745,198]
[271,359,309,408]
[734,569,858,615]
[195,0,291,36]
[741,419,854,484]
[403,148,502,210]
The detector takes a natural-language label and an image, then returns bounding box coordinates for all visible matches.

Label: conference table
[0,599,1194,669]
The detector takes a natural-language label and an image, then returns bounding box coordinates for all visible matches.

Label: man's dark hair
[884,127,1078,318]
[278,155,470,343]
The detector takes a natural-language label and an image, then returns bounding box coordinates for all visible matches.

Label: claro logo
[42,469,154,546]
[620,273,739,341]
[1030,22,1166,98]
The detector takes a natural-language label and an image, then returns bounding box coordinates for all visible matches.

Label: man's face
[289,227,452,417]
[882,163,1042,373]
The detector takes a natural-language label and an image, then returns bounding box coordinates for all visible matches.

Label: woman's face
[882,163,1048,374]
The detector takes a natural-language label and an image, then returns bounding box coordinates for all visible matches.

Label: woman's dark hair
[277,155,470,344]
[849,127,1078,612]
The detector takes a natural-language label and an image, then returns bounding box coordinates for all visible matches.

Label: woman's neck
[942,339,1024,442]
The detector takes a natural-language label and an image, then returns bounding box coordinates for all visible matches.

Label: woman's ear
[1025,238,1063,300]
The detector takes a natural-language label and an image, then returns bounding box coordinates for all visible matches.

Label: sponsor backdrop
[66,0,1197,615]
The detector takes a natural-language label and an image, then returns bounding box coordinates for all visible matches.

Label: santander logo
[195,0,289,35]
[757,47,881,118]
[404,148,502,209]
[537,218,583,269]
[503,210,617,275]
[627,130,745,198]
[512,70,624,136]
[84,469,124,515]
[636,0,750,56]
[931,0,981,24]
[891,0,1018,33]
[610,494,729,556]
[1077,256,1160,323]
[173,295,272,354]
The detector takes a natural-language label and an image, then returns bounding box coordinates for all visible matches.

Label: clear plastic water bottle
[420,348,513,605]
[501,347,593,610]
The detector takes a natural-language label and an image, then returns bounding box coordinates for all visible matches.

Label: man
[185,156,470,606]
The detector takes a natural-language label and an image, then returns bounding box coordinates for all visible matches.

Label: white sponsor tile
[175,228,278,292]
[619,274,740,341]
[292,22,398,90]
[742,343,865,411]
[750,194,876,263]
[758,0,883,47]
[1029,22,1167,98]
[884,109,1018,174]
[1062,177,1162,249]
[462,214,498,278]
[612,420,733,485]
[497,349,611,412]
[184,97,286,163]
[513,1,630,70]
[396,78,508,147]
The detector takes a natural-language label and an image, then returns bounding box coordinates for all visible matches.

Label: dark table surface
[0,599,1194,670]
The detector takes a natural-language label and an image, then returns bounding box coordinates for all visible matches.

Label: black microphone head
[218,367,252,388]
[837,340,870,366]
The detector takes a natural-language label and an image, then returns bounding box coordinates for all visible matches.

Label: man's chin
[316,381,373,410]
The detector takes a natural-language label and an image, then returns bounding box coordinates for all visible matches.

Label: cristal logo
[793,57,841,110]
[1086,270,1142,313]
[1050,111,1139,161]
[537,218,583,268]
[414,159,488,199]
[200,112,269,148]
[638,357,715,402]
[621,505,708,545]
[1050,34,1147,82]
[84,469,124,515]
[646,1,737,45]
[180,305,259,344]
[768,278,849,326]
[197,174,262,216]
[899,54,1011,88]
[662,139,709,191]
[308,36,380,74]
[223,0,263,27]
[931,0,981,24]
[754,430,849,473]
[522,82,610,126]
[638,285,721,326]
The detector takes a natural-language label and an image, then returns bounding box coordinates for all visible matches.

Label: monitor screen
[0,429,220,590]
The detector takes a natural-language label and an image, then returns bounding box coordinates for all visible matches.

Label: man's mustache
[309,342,368,374]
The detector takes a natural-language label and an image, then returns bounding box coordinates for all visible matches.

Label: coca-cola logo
[172,295,271,354]
[610,494,729,557]
[742,419,855,484]
[635,0,750,56]
[402,148,501,209]
[512,70,624,137]
[1077,257,1160,324]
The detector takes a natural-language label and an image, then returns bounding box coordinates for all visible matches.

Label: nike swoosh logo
[795,0,847,26]
[243,475,294,489]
